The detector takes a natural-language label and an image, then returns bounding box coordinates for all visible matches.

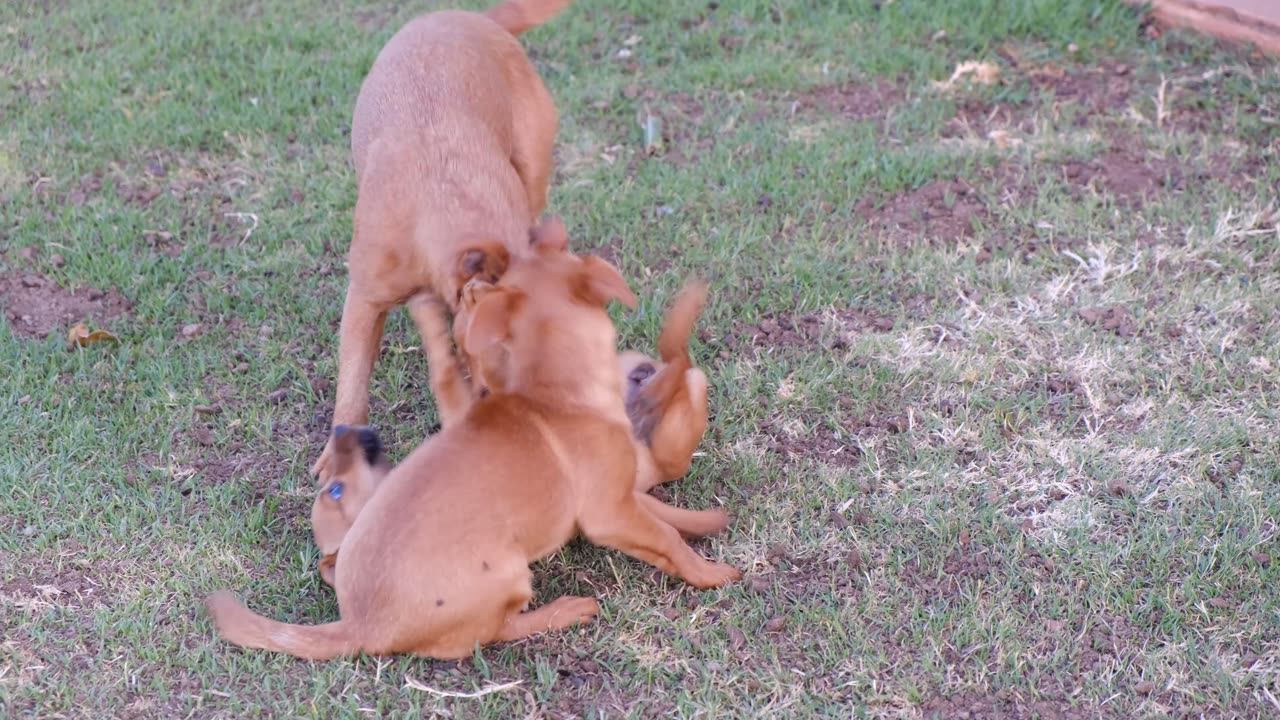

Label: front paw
[311,441,336,483]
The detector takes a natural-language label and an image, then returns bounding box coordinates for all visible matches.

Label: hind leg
[508,67,556,220]
[494,596,600,642]
[580,494,740,589]
[637,493,729,539]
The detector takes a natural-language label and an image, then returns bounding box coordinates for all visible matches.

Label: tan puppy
[621,282,712,492]
[208,248,739,660]
[312,281,717,584]
[312,0,574,480]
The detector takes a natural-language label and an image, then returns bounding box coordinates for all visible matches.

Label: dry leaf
[933,60,1001,90]
[68,323,119,348]
[988,129,1023,149]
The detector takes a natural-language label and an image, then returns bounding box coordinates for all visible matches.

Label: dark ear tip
[356,427,382,463]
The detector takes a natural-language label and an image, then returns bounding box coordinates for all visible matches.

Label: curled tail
[629,281,709,443]
[485,0,573,36]
[206,590,357,661]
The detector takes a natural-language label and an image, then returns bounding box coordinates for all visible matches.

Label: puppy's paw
[551,596,600,627]
[311,441,336,483]
[687,561,742,590]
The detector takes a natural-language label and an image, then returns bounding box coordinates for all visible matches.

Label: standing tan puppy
[208,247,739,660]
[312,0,573,480]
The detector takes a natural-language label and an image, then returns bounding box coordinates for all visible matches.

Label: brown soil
[856,178,988,243]
[788,79,902,123]
[921,692,1091,719]
[1078,305,1139,337]
[1058,146,1186,203]
[0,271,131,340]
[719,308,895,354]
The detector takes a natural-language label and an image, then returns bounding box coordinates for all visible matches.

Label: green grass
[3,0,1280,716]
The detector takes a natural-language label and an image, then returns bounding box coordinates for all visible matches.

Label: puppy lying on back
[622,281,712,492]
[208,244,739,660]
[313,278,716,584]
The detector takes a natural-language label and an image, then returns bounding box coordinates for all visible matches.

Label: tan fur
[208,249,739,660]
[312,0,573,481]
[621,281,711,489]
[311,280,717,579]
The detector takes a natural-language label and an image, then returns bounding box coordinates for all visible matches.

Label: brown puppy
[312,0,573,480]
[622,282,712,492]
[208,249,739,660]
[312,282,716,583]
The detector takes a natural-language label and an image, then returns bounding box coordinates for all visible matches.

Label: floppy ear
[463,288,522,356]
[575,256,638,309]
[529,215,568,253]
[332,424,380,473]
[355,427,382,465]
[455,243,510,295]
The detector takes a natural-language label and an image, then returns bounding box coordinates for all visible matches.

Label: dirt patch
[856,178,988,243]
[943,60,1135,138]
[1078,305,1138,337]
[762,398,908,470]
[763,420,863,469]
[1058,147,1185,202]
[718,308,895,354]
[920,692,1090,720]
[788,79,902,123]
[1030,62,1137,123]
[0,272,131,340]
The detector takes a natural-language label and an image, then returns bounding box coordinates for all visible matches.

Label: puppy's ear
[331,425,379,473]
[355,427,382,465]
[464,288,522,356]
[529,215,568,253]
[575,256,638,309]
[455,243,509,293]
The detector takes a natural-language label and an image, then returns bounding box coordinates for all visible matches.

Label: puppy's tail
[206,590,358,661]
[485,0,573,36]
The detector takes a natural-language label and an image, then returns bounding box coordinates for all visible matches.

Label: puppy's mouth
[625,362,656,400]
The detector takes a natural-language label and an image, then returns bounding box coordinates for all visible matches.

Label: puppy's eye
[327,482,344,501]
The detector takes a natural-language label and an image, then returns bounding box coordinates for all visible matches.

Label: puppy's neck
[508,331,629,425]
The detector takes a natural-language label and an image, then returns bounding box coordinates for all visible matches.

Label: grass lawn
[3,0,1279,716]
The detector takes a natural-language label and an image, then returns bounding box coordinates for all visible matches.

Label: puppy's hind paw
[688,561,742,590]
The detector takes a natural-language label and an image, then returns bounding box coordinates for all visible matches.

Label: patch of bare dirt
[763,421,863,469]
[1078,305,1138,337]
[788,79,902,123]
[921,692,1090,720]
[718,308,895,354]
[898,536,1006,603]
[0,272,131,340]
[856,178,988,243]
[762,397,908,470]
[1058,147,1185,202]
[1029,62,1137,122]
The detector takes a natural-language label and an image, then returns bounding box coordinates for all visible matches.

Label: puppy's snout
[627,363,656,388]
